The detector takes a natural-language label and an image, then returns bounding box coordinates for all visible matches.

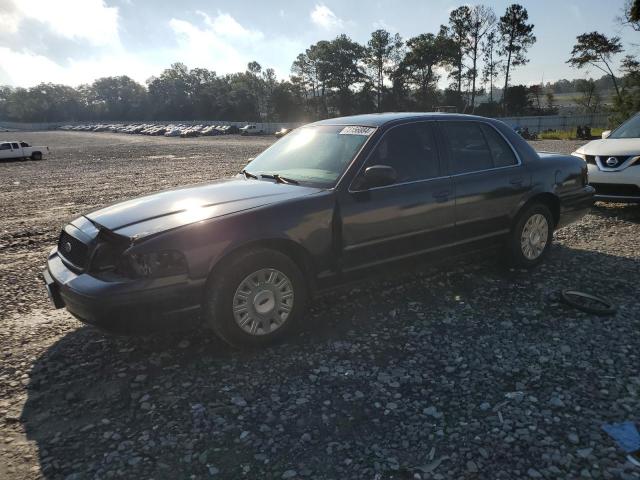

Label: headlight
[571,152,586,160]
[123,250,188,278]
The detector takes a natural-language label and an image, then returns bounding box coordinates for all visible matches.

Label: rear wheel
[204,248,307,347]
[30,152,42,160]
[507,203,553,268]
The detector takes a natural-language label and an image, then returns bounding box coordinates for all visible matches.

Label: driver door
[338,121,455,271]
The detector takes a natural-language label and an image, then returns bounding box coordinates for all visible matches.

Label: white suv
[572,113,640,203]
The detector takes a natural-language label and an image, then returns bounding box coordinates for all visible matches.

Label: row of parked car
[58,123,267,137]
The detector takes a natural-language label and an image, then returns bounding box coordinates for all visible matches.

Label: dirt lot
[1,132,639,479]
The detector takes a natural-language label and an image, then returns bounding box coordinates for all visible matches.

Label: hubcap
[232,268,294,336]
[520,213,549,260]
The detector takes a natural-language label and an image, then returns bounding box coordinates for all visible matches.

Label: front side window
[610,113,640,138]
[20,142,29,147]
[245,125,373,187]
[11,143,19,149]
[364,122,441,183]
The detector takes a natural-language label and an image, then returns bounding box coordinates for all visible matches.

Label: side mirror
[602,130,611,139]
[363,165,397,188]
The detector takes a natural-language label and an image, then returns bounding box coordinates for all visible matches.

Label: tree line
[0,2,638,124]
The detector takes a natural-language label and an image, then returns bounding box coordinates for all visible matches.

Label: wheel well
[207,239,316,292]
[521,193,560,228]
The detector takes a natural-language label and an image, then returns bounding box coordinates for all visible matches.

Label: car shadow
[19,226,640,478]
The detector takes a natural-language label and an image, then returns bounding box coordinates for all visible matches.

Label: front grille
[58,230,89,269]
[591,183,640,197]
[597,155,629,168]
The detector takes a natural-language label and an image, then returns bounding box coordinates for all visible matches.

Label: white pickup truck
[239,125,263,136]
[0,141,49,160]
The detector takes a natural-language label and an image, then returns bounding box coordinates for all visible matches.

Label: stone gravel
[1,132,639,479]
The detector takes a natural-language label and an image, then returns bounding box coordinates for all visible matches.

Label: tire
[204,248,307,348]
[30,152,42,161]
[507,203,553,268]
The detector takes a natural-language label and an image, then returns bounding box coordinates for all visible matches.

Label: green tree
[573,79,601,113]
[482,30,501,104]
[619,0,640,31]
[322,35,366,115]
[447,6,472,104]
[612,56,640,124]
[146,63,194,119]
[498,4,536,114]
[364,29,403,111]
[468,5,496,111]
[401,28,455,110]
[567,32,623,102]
[89,76,147,120]
[504,84,531,114]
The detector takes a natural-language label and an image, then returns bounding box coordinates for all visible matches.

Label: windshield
[610,113,640,138]
[245,125,374,187]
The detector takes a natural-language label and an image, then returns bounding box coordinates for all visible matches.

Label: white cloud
[0,47,158,87]
[168,13,261,74]
[3,0,120,47]
[310,4,343,30]
[168,12,300,78]
[0,7,302,88]
[196,11,263,41]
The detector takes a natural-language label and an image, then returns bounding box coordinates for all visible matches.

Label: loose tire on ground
[204,248,307,348]
[507,203,554,268]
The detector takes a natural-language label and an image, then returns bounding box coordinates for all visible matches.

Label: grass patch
[538,128,604,140]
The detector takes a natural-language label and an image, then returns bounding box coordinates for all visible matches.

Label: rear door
[438,120,529,242]
[339,121,455,271]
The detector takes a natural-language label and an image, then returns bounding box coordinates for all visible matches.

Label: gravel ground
[1,132,639,479]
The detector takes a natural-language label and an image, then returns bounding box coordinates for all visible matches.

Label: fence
[499,113,609,131]
[0,120,301,134]
[0,113,611,133]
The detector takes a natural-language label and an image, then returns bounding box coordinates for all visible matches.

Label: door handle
[432,190,450,202]
[509,177,524,186]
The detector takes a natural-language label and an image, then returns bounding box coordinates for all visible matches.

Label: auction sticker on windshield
[339,126,376,136]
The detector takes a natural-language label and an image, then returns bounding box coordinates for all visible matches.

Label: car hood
[575,138,640,156]
[84,178,323,240]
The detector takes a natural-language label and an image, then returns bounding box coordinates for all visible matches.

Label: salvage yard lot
[1,131,639,479]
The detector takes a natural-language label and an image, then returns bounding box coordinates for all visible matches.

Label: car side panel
[450,165,532,241]
[129,191,338,283]
[519,153,593,227]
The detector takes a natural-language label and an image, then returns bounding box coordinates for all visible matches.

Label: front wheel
[30,152,42,160]
[507,203,553,268]
[204,248,307,348]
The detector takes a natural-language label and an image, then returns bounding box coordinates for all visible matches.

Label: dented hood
[84,177,322,240]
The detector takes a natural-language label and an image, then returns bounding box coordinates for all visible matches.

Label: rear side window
[441,122,517,174]
[366,122,440,183]
[480,124,518,167]
[0,143,10,150]
[441,122,493,174]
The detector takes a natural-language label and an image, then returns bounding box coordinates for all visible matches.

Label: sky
[0,0,637,89]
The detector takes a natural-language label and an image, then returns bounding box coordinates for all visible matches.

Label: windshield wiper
[240,169,258,179]
[260,173,299,185]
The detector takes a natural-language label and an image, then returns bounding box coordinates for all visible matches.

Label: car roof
[310,112,499,128]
